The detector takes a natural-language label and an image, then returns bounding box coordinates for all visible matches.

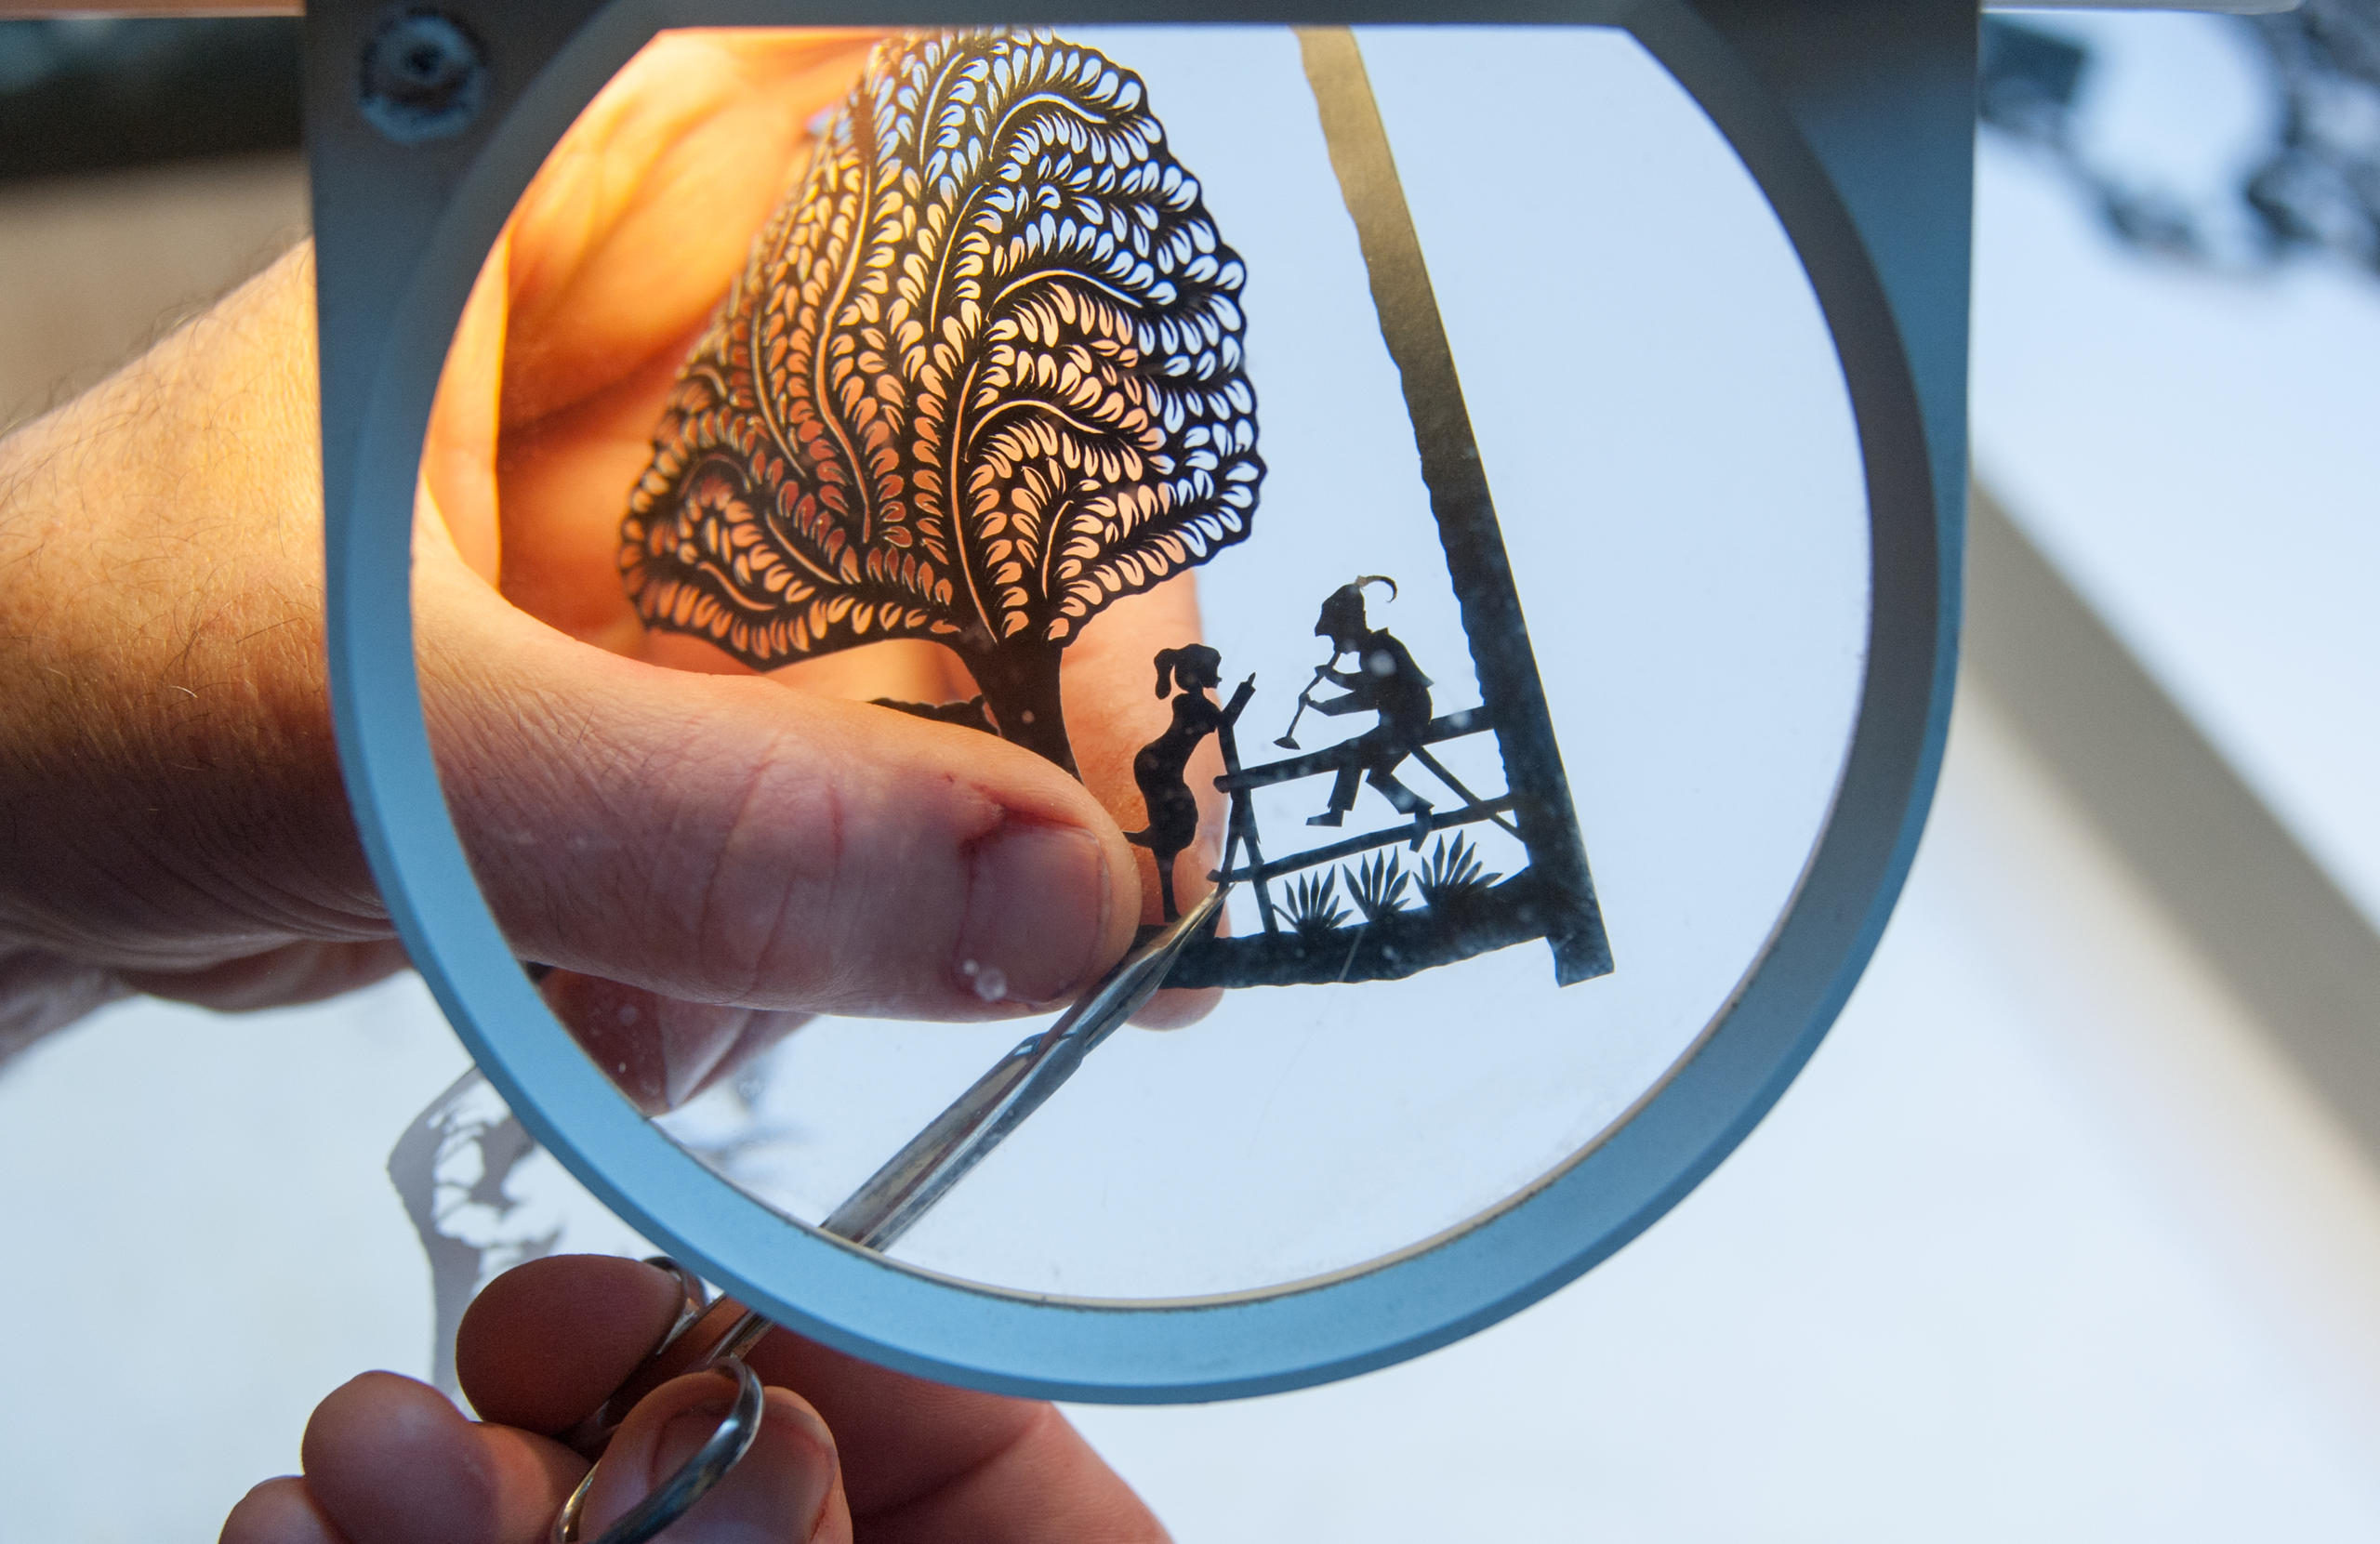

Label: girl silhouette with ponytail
[1124,644,1256,919]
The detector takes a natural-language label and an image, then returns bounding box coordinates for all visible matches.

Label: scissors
[550,883,1229,1544]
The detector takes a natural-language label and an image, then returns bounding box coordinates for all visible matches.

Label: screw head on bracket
[358,8,487,145]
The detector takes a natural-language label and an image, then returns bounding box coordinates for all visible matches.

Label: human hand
[219,1255,1169,1544]
[425,28,1226,1075]
[0,28,1223,1079]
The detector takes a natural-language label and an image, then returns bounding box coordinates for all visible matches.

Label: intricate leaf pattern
[621,29,1263,669]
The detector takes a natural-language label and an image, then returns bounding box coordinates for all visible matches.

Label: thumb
[584,1374,853,1544]
[417,553,1143,1022]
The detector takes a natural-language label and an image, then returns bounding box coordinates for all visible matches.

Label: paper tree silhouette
[622,29,1263,773]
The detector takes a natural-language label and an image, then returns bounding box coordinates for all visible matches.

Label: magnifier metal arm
[552,886,1229,1544]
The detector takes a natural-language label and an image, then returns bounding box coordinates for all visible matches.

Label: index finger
[499,29,883,428]
[600,1300,1167,1538]
[456,1261,1166,1542]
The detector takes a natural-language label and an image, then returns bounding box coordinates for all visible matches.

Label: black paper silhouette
[1174,622,1555,990]
[1296,577,1436,848]
[1122,645,1255,921]
[1157,30,1614,991]
[621,30,1263,775]
[621,26,1611,993]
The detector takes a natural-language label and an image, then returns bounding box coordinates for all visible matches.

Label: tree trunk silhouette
[960,638,1076,776]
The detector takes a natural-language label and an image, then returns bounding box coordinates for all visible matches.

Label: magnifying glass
[308,0,1965,1471]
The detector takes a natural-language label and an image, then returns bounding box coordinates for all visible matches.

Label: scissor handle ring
[559,1257,711,1458]
[551,1356,765,1544]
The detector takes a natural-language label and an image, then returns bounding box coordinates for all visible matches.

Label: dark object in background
[1981,1,2380,278]
[0,18,301,185]
[2244,0,2380,273]
[1978,15,2090,138]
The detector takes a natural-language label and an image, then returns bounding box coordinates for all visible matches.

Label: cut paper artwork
[624,27,1611,990]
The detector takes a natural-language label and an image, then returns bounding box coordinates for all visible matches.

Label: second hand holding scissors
[553,883,1230,1544]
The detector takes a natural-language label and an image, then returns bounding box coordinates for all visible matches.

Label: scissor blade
[821,885,1226,1251]
[818,1031,1043,1249]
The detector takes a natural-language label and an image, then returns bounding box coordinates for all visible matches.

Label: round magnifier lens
[350,9,1935,1393]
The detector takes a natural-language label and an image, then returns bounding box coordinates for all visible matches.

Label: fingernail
[955,822,1110,1005]
[652,1396,834,1544]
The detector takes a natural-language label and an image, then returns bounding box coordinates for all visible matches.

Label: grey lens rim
[313,0,1966,1403]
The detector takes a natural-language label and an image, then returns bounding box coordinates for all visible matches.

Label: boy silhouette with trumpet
[1284,576,1436,848]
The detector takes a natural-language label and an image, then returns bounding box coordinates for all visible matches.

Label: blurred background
[3,6,2378,1537]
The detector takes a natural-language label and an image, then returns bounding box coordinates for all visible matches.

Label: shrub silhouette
[623,29,1263,773]
[1415,833,1500,912]
[1345,850,1411,921]
[1285,871,1349,937]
